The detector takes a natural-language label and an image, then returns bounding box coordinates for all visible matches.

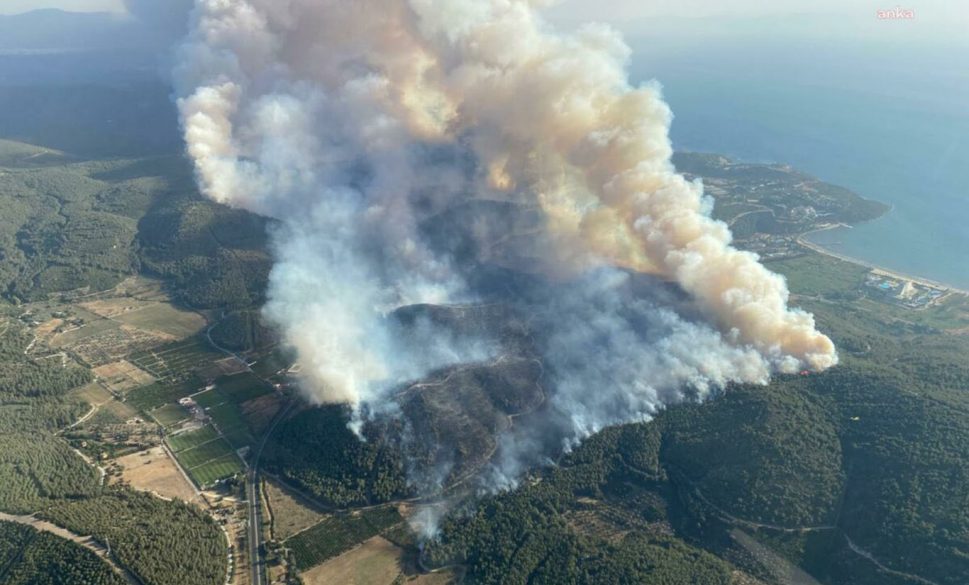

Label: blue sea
[628,38,969,289]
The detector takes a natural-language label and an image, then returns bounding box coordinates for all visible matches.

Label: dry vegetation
[300,536,403,585]
[93,360,156,394]
[241,393,284,436]
[111,446,199,504]
[264,479,327,541]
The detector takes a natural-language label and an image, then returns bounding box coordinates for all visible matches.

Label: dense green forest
[41,490,227,585]
[0,521,126,585]
[263,406,410,507]
[418,272,969,585]
[0,318,92,400]
[0,149,270,309]
[0,433,101,515]
[426,424,737,585]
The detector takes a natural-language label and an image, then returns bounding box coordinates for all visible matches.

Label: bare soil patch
[112,446,199,504]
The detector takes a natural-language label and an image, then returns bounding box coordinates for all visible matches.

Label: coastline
[796,226,969,296]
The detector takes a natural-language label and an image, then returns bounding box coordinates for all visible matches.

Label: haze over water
[628,36,969,289]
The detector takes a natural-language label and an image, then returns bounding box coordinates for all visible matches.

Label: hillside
[0,135,966,584]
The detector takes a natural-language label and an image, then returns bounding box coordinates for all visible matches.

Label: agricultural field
[128,338,223,382]
[149,403,190,427]
[70,377,140,424]
[187,454,244,488]
[287,507,403,571]
[240,393,285,436]
[167,426,219,453]
[71,382,114,410]
[90,300,205,340]
[208,402,249,434]
[300,536,404,585]
[249,349,294,380]
[126,379,202,411]
[221,426,255,451]
[167,426,244,488]
[112,446,199,504]
[43,304,172,368]
[176,438,236,469]
[92,360,155,394]
[194,372,274,409]
[215,371,274,402]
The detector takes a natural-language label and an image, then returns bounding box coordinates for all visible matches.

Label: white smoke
[175,0,837,489]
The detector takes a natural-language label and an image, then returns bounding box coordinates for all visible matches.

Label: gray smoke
[174,0,837,530]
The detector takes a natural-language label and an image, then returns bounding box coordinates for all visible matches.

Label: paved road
[246,468,265,585]
[247,399,295,585]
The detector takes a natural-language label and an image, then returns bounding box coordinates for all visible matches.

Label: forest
[416,278,969,585]
[262,405,410,508]
[0,150,271,310]
[0,521,126,585]
[41,490,227,585]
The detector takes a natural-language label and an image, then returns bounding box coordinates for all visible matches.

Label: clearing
[93,360,156,394]
[112,446,199,504]
[300,536,403,585]
[264,479,328,541]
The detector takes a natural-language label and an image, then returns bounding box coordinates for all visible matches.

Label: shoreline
[796,226,969,296]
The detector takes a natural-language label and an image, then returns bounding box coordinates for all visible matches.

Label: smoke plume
[175,0,837,497]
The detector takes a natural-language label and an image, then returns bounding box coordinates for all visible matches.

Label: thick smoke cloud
[175,0,837,501]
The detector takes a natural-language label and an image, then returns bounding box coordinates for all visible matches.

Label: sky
[2,0,966,47]
[0,0,123,14]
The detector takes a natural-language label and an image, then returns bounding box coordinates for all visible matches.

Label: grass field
[193,373,273,410]
[249,350,293,380]
[287,507,403,571]
[70,383,113,407]
[208,402,248,432]
[113,303,205,339]
[188,454,244,487]
[176,438,235,469]
[215,372,273,403]
[100,399,138,422]
[193,388,224,409]
[92,360,155,394]
[167,426,219,453]
[149,403,190,427]
[222,426,254,451]
[69,383,138,423]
